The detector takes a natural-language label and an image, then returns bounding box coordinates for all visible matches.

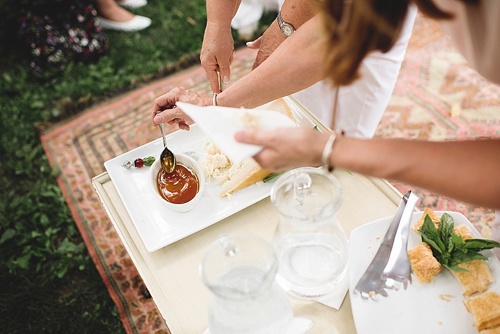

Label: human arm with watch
[248,0,319,69]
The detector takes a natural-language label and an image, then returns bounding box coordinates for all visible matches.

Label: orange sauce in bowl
[156,164,199,204]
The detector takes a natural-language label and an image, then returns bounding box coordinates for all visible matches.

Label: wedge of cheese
[202,98,296,197]
[464,291,500,331]
[218,158,271,197]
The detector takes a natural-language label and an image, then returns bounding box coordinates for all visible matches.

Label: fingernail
[246,41,254,47]
[223,76,229,83]
[234,131,243,141]
[154,114,163,123]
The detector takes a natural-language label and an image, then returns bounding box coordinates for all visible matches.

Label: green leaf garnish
[143,156,155,166]
[263,171,287,183]
[417,213,500,272]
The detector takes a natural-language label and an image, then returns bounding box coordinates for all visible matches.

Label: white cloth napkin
[176,102,296,165]
[315,269,349,310]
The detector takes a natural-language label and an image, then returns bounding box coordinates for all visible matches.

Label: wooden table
[92,98,403,333]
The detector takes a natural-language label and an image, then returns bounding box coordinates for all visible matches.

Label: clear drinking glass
[200,234,293,334]
[270,167,348,299]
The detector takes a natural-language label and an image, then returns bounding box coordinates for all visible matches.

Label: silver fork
[354,190,419,300]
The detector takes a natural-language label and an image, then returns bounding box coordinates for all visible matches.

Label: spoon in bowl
[155,109,176,174]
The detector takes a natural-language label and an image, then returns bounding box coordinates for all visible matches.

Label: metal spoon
[156,110,176,174]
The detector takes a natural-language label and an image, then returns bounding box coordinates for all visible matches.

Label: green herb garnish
[263,171,287,183]
[143,156,155,167]
[418,213,500,272]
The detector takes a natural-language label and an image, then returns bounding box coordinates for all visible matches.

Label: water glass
[271,167,348,299]
[200,234,293,334]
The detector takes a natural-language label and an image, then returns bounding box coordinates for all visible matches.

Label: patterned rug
[40,14,500,334]
[376,16,500,236]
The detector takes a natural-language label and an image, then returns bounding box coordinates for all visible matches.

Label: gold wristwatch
[277,12,296,37]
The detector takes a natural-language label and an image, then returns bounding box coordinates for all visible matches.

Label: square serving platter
[348,211,500,334]
[104,98,320,252]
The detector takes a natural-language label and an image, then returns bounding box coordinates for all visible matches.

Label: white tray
[104,98,320,252]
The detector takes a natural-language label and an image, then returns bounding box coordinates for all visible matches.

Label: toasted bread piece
[413,208,441,232]
[452,260,494,297]
[218,158,271,197]
[480,326,500,334]
[464,291,500,331]
[454,224,474,240]
[408,242,443,283]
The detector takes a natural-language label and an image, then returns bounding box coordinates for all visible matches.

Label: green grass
[0,1,275,332]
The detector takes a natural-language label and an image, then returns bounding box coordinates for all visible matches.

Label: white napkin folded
[176,102,296,165]
[315,269,349,310]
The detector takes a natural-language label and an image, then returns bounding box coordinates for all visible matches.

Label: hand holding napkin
[176,102,296,165]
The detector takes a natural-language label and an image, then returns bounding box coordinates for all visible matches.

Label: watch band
[277,11,296,37]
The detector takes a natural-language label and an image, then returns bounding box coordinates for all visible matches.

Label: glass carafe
[270,167,348,299]
[200,234,293,334]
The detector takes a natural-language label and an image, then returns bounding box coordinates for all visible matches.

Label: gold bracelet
[321,132,337,172]
[212,93,218,106]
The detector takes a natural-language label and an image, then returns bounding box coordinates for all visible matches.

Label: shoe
[97,15,151,32]
[116,0,147,9]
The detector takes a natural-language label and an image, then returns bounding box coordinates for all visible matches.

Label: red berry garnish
[134,158,144,168]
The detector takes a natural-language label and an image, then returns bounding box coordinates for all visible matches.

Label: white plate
[348,211,500,334]
[104,98,318,252]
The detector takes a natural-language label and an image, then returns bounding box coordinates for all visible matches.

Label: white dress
[292,5,418,138]
[232,2,417,138]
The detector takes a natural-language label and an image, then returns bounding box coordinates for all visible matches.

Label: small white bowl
[149,153,205,213]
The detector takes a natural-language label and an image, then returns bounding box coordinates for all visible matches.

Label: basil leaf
[445,263,468,272]
[143,156,155,167]
[421,216,446,253]
[463,239,500,251]
[439,213,454,243]
[263,171,287,183]
[417,210,500,273]
[420,230,443,254]
[449,251,487,266]
[451,233,464,248]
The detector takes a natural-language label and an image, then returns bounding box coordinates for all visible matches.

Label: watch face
[283,24,294,36]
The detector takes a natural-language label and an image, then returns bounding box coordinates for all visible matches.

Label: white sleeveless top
[292,5,418,138]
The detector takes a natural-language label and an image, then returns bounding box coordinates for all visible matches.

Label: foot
[98,5,136,23]
[98,15,151,32]
[116,0,147,9]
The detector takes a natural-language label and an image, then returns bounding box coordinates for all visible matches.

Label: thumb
[234,129,263,145]
[246,36,262,49]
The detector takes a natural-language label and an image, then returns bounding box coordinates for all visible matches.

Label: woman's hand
[151,87,211,131]
[201,21,234,93]
[234,127,329,171]
[248,22,286,69]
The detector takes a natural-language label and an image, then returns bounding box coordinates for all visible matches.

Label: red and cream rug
[40,13,500,334]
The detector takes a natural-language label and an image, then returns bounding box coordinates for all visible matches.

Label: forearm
[280,0,319,29]
[217,15,327,108]
[206,0,241,25]
[332,137,500,209]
